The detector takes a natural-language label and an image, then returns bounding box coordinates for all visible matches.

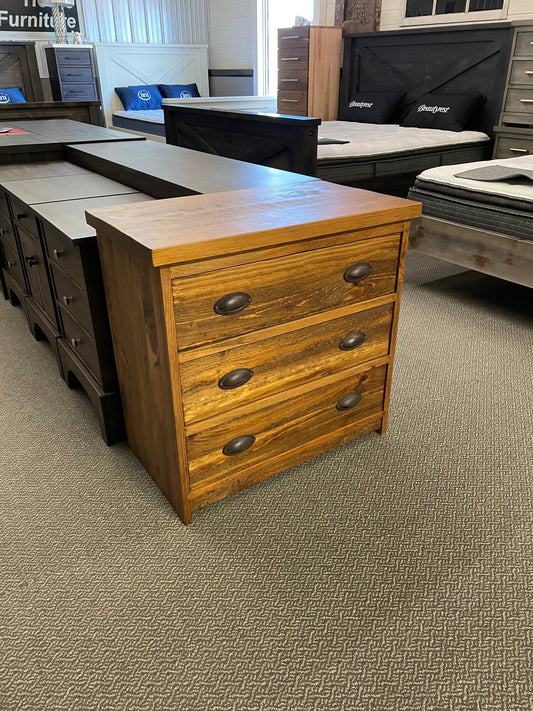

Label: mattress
[112,109,165,137]
[316,122,490,161]
[408,155,533,241]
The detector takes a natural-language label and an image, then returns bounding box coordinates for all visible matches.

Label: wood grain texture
[410,215,533,288]
[186,363,387,491]
[308,26,342,121]
[179,302,394,424]
[97,232,192,523]
[85,181,420,267]
[171,233,401,350]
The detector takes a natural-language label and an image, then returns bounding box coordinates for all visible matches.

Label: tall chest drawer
[515,31,533,56]
[504,88,533,116]
[278,27,310,49]
[172,232,401,350]
[509,59,533,86]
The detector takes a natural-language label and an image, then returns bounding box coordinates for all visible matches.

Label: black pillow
[400,93,481,132]
[338,92,404,124]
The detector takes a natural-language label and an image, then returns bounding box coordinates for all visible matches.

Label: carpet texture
[1,250,532,711]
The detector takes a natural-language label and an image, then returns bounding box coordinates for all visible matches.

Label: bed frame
[94,42,209,129]
[163,23,514,196]
[410,215,533,288]
[0,41,104,125]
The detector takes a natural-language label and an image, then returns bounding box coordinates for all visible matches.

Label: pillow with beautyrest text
[338,92,404,123]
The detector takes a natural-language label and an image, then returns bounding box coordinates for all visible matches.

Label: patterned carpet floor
[1,250,532,711]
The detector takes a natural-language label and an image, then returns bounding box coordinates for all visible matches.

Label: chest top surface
[86,180,421,267]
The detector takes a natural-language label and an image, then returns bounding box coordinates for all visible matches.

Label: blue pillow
[0,88,26,104]
[158,83,200,99]
[114,85,163,110]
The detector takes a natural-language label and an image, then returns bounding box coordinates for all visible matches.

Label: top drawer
[55,49,93,66]
[278,26,310,49]
[172,232,401,350]
[8,195,38,237]
[41,222,85,287]
[515,31,533,57]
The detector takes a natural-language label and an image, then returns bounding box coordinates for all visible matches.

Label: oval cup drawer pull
[7,260,15,268]
[343,262,373,284]
[70,337,81,348]
[218,368,254,390]
[0,227,6,236]
[53,249,64,259]
[222,434,256,456]
[214,291,251,316]
[25,255,38,267]
[336,392,362,411]
[62,295,73,306]
[339,331,366,351]
[16,212,28,221]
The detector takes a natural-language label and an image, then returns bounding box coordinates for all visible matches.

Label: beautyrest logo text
[349,101,374,108]
[417,104,450,114]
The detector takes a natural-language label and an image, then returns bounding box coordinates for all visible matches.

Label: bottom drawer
[59,304,100,380]
[277,90,307,115]
[186,363,387,491]
[61,84,98,101]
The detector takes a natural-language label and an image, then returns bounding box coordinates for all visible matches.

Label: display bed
[408,155,533,287]
[162,23,513,196]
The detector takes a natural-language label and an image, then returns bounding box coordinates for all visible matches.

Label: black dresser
[45,46,100,102]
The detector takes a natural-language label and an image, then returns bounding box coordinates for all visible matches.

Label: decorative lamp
[37,0,75,45]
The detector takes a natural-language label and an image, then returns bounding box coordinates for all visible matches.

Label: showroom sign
[0,0,80,33]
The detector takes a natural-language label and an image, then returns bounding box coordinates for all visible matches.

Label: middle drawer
[179,302,394,424]
[172,233,401,350]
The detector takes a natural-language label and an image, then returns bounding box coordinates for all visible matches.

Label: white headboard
[94,42,209,127]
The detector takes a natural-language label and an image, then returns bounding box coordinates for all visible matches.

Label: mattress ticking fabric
[408,155,533,242]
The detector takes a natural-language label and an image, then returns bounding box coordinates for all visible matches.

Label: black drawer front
[0,211,16,252]
[59,304,102,382]
[8,195,38,237]
[50,261,93,336]
[61,84,98,101]
[59,66,94,83]
[17,223,58,326]
[56,49,92,66]
[42,223,85,287]
[1,238,25,288]
[0,190,9,218]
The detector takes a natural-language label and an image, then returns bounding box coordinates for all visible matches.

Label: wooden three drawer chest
[86,181,420,524]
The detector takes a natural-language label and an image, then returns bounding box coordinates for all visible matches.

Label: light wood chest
[86,181,420,524]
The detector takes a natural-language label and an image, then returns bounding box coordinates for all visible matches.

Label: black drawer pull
[336,392,362,411]
[214,292,251,316]
[7,260,15,268]
[53,249,64,259]
[343,262,373,284]
[339,331,366,351]
[218,368,254,390]
[25,255,38,267]
[62,295,73,306]
[70,337,81,348]
[222,434,256,456]
[16,212,28,221]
